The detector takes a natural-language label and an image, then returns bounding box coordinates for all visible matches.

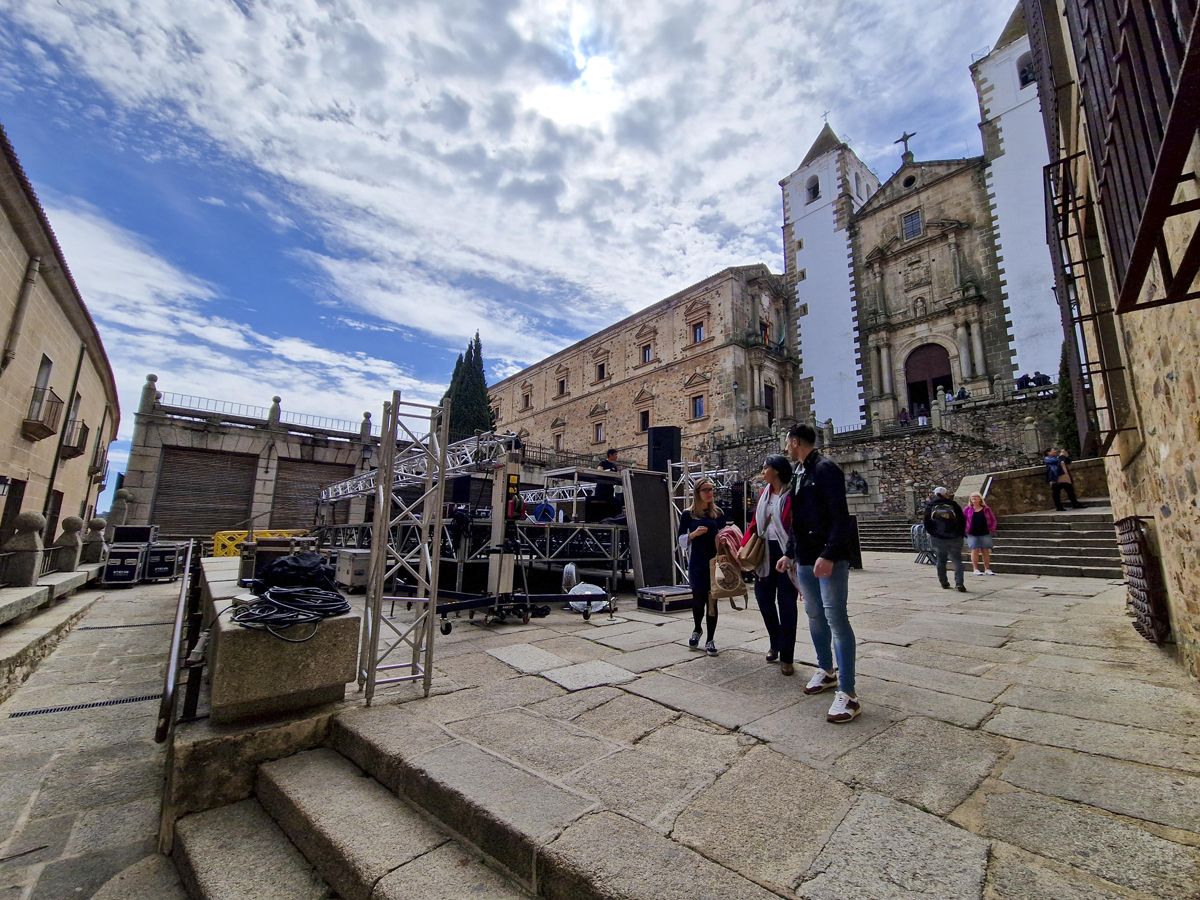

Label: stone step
[984,561,1124,579]
[256,747,528,900]
[989,544,1121,559]
[173,799,330,899]
[1003,514,1114,526]
[989,552,1122,569]
[329,705,779,899]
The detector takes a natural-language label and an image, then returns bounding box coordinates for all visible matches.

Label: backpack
[927,501,960,538]
[1045,457,1062,483]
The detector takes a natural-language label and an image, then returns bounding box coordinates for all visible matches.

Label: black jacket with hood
[784,449,852,565]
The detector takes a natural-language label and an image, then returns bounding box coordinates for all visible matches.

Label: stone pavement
[5,552,1200,898]
[366,550,1200,899]
[0,580,185,899]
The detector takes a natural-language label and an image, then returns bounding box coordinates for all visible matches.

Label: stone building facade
[123,376,374,538]
[489,266,796,465]
[0,124,120,543]
[1025,0,1200,676]
[854,149,1015,424]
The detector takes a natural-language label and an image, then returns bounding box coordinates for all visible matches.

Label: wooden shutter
[271,460,355,528]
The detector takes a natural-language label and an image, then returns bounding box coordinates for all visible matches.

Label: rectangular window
[596,362,607,381]
[639,409,650,432]
[797,268,807,282]
[901,209,923,240]
[593,422,605,444]
[554,432,563,451]
[521,391,531,410]
[690,395,705,419]
[764,384,776,426]
[691,321,705,344]
[557,377,567,396]
[641,344,652,365]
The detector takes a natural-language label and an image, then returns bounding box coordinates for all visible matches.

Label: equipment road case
[102,543,148,585]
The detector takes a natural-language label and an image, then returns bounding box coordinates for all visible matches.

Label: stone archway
[904,343,953,414]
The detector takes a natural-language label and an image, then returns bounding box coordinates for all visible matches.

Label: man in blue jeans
[776,423,860,723]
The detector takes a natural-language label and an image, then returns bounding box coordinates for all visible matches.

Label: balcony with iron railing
[22,386,64,441]
[93,460,110,489]
[59,419,90,459]
[732,329,792,359]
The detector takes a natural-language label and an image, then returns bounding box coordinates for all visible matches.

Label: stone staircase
[987,505,1123,579]
[173,744,531,899]
[855,514,916,553]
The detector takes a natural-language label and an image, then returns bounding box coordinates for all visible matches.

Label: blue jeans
[795,560,855,695]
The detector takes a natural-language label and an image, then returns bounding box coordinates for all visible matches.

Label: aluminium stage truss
[320,429,521,503]
[668,461,739,584]
[359,391,450,705]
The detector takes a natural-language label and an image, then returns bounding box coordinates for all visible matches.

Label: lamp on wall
[0,476,8,497]
[360,443,375,465]
[732,380,740,393]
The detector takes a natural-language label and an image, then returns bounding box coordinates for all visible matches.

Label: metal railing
[155,540,200,744]
[23,386,63,438]
[157,392,268,419]
[278,409,372,435]
[60,419,89,458]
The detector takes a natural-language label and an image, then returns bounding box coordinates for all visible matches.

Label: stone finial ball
[89,517,108,530]
[1024,416,1036,424]
[115,488,134,500]
[60,516,84,533]
[14,511,46,532]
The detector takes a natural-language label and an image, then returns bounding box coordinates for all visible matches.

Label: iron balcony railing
[60,419,89,459]
[22,386,63,441]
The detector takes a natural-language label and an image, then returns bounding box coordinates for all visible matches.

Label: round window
[902,175,917,188]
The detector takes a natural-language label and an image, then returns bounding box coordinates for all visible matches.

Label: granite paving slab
[983,843,1132,900]
[984,706,1200,774]
[486,642,572,674]
[411,674,565,723]
[741,697,897,767]
[857,675,996,728]
[565,747,713,830]
[857,657,1009,702]
[541,660,636,691]
[993,683,1200,736]
[833,716,1006,816]
[1003,639,1150,665]
[625,671,789,729]
[1000,744,1200,833]
[572,692,679,744]
[527,634,621,663]
[661,649,771,686]
[858,642,996,676]
[797,792,989,899]
[635,715,752,773]
[372,841,528,899]
[527,686,623,722]
[974,788,1200,896]
[608,641,697,673]
[539,811,780,900]
[446,709,618,779]
[673,745,854,892]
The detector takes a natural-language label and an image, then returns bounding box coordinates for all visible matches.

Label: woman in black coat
[678,477,727,656]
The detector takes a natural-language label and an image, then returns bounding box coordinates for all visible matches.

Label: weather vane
[894,130,917,154]
[821,109,831,123]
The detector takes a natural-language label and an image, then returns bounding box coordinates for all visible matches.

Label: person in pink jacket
[965,492,998,575]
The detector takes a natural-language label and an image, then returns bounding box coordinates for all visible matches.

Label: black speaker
[646,426,682,473]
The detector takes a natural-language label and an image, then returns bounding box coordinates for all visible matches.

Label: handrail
[155,539,195,744]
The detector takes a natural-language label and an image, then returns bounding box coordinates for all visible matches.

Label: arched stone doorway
[904,343,953,414]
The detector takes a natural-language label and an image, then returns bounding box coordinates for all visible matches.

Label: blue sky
[0,0,1014,505]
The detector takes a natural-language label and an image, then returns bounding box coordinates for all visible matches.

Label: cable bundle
[230,586,351,642]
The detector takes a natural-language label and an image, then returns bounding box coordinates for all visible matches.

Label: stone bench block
[208,597,359,725]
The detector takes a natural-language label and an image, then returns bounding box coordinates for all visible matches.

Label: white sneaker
[804,669,838,695]
[827,690,861,723]
[984,569,996,576]
[973,569,985,576]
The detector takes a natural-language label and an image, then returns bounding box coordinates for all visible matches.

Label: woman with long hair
[678,477,727,655]
[741,454,799,674]
[965,491,998,575]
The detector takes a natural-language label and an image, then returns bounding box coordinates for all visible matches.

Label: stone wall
[983,458,1108,517]
[940,392,1057,458]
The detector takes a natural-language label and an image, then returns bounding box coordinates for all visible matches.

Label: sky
[0,0,1015,505]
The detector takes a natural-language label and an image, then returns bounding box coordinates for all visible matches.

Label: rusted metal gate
[153,448,256,537]
[271,460,354,528]
[1115,516,1172,645]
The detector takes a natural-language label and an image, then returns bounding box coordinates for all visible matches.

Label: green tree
[442,332,494,442]
[1054,341,1082,458]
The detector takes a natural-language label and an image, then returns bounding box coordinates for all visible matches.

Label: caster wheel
[406,601,413,611]
[440,620,452,636]
[522,611,531,624]
[582,608,591,621]
[468,610,475,620]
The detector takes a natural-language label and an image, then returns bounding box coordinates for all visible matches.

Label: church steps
[172,798,330,899]
[982,560,1124,579]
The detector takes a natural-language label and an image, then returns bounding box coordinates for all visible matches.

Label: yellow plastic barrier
[212,529,311,557]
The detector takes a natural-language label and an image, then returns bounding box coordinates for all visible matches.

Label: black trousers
[754,539,798,663]
[1052,482,1081,510]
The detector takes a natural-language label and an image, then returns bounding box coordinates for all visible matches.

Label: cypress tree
[443,333,494,442]
[1054,341,1082,457]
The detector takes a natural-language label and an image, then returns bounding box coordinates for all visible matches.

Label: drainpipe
[42,342,86,538]
[2,256,41,374]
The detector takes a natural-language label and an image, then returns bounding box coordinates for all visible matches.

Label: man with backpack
[1044,448,1084,511]
[923,486,967,592]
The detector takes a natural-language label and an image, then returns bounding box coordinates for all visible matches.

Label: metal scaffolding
[358,392,450,705]
[668,461,739,584]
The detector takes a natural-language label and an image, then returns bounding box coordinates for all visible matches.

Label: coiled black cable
[230,586,351,642]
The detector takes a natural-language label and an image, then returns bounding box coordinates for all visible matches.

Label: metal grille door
[153,448,256,537]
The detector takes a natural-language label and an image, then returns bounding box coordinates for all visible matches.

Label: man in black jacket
[776,423,860,723]
[924,486,967,591]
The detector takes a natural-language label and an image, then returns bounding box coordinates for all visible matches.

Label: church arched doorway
[904,343,953,414]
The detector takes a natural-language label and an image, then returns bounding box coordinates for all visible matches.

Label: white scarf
[751,486,789,577]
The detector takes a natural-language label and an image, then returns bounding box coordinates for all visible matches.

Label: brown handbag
[737,533,766,570]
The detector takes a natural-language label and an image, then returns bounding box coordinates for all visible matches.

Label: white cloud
[4,0,1014,375]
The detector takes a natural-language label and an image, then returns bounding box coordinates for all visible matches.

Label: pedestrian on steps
[1044,448,1085,511]
[965,492,997,576]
